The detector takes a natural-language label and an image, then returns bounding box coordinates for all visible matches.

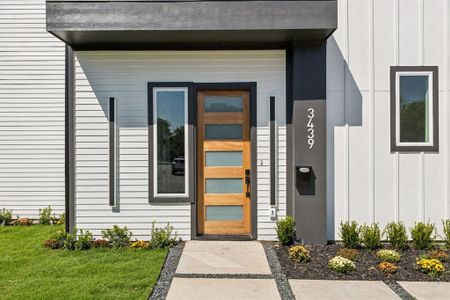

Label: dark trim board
[390,66,439,152]
[65,45,75,233]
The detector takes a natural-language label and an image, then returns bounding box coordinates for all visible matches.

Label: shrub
[39,206,56,225]
[442,220,450,249]
[376,249,401,263]
[150,221,177,249]
[410,222,436,250]
[416,258,445,278]
[63,230,77,250]
[339,221,360,249]
[337,248,359,261]
[427,250,449,262]
[43,239,61,249]
[50,229,68,249]
[378,262,398,274]
[0,208,12,226]
[101,225,132,249]
[15,217,32,226]
[92,239,110,248]
[275,216,296,245]
[384,222,408,250]
[56,213,65,226]
[360,223,382,250]
[289,245,311,263]
[130,240,151,249]
[76,229,93,250]
[328,256,356,273]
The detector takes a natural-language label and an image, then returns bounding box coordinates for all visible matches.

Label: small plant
[150,221,177,249]
[0,208,12,226]
[339,221,360,248]
[337,248,359,261]
[39,206,55,225]
[442,220,450,249]
[92,239,110,248]
[15,217,32,226]
[56,213,65,225]
[76,229,93,250]
[360,223,382,250]
[328,256,356,273]
[288,245,311,263]
[101,225,132,249]
[378,262,398,274]
[50,229,68,249]
[416,258,445,278]
[130,240,151,249]
[384,221,408,250]
[376,249,401,263]
[63,230,78,250]
[275,216,296,245]
[410,222,436,250]
[427,250,449,262]
[43,239,61,249]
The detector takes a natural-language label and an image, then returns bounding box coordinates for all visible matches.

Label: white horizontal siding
[74,50,286,240]
[0,0,65,219]
[328,0,450,240]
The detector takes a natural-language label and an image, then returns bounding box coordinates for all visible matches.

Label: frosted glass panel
[206,151,243,166]
[205,124,242,140]
[206,178,242,194]
[205,96,243,112]
[206,206,243,221]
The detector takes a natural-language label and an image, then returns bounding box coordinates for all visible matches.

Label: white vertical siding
[0,0,65,218]
[328,0,450,239]
[74,51,286,240]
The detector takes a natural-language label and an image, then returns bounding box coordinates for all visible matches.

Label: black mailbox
[296,166,315,195]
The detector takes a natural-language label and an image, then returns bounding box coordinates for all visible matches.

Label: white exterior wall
[0,0,65,218]
[328,0,450,240]
[74,51,286,240]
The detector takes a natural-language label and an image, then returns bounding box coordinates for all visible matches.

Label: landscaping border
[149,243,185,300]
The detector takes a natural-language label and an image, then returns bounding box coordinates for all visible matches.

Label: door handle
[245,169,251,198]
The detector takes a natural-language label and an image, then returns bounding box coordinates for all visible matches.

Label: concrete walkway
[165,241,450,300]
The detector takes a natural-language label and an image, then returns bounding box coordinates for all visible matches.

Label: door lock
[245,169,251,198]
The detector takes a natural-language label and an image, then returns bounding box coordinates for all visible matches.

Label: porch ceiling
[46,0,337,50]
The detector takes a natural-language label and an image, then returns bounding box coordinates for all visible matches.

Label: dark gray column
[287,44,327,244]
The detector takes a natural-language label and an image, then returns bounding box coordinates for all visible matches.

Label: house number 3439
[307,108,315,149]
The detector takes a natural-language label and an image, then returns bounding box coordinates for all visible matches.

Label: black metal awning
[46,0,337,50]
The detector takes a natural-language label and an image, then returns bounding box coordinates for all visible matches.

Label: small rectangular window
[153,87,188,197]
[391,66,438,152]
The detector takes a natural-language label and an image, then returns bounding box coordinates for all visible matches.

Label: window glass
[155,90,186,194]
[206,206,243,221]
[205,178,242,194]
[205,96,243,112]
[205,151,243,167]
[399,75,430,143]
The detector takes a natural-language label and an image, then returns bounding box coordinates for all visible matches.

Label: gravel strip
[149,243,184,300]
[263,242,296,300]
[175,273,273,279]
[384,281,416,300]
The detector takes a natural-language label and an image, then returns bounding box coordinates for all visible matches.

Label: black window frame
[148,82,195,203]
[390,66,439,152]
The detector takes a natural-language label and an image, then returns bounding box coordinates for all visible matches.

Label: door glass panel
[205,96,243,112]
[206,151,243,167]
[399,75,430,143]
[206,205,243,221]
[205,178,242,194]
[205,124,242,140]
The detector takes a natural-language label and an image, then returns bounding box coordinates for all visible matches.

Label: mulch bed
[275,243,450,282]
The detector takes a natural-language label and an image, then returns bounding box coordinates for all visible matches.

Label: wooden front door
[197,90,251,236]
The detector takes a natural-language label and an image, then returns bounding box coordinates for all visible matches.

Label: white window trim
[152,87,189,198]
[395,71,434,147]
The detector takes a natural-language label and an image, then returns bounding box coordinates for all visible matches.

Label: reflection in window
[205,96,243,112]
[154,89,187,195]
[399,76,430,143]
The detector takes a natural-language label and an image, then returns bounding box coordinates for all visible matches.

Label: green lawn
[0,225,167,300]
